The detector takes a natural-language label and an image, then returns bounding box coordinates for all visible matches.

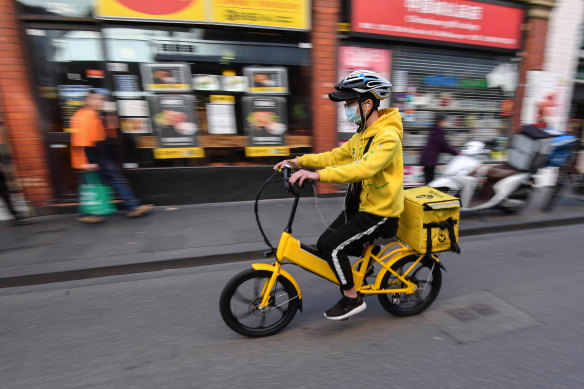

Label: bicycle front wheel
[377,254,442,316]
[219,269,299,337]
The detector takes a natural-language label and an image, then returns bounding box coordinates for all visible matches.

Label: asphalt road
[1,225,583,388]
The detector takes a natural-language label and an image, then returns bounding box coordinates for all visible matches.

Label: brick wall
[311,0,340,194]
[0,0,52,207]
[512,16,551,133]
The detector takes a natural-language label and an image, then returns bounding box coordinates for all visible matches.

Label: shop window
[16,0,94,18]
[24,28,106,200]
[102,27,312,169]
[393,47,515,171]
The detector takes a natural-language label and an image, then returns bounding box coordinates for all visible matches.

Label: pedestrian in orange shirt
[71,90,152,223]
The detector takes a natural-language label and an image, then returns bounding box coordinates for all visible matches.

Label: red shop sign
[353,0,525,50]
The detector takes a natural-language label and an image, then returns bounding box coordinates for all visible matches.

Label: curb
[1,215,583,289]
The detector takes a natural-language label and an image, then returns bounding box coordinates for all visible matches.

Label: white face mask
[345,102,370,124]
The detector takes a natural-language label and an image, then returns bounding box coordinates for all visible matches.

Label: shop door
[23,25,107,202]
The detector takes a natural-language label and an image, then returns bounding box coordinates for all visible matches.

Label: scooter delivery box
[397,186,461,254]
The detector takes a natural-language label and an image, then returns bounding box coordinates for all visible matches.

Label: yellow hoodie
[297,108,404,218]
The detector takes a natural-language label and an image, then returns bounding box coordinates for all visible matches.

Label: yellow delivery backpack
[397,186,461,254]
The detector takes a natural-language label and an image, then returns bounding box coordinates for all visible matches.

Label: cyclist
[274,70,404,320]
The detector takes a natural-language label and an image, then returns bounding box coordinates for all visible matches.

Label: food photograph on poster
[149,95,199,147]
[243,96,287,146]
[141,63,191,92]
[244,67,288,94]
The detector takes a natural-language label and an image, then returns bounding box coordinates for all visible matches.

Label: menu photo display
[243,96,287,146]
[244,67,288,94]
[141,63,191,92]
[149,95,199,148]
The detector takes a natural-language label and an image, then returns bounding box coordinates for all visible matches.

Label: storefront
[338,0,526,185]
[15,0,312,204]
[570,28,584,140]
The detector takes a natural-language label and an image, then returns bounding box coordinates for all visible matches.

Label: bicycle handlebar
[281,164,315,192]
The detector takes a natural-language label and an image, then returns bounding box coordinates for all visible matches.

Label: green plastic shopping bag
[79,172,116,216]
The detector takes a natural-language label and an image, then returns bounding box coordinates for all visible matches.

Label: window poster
[221,75,248,92]
[141,63,191,92]
[206,95,237,135]
[120,118,152,134]
[149,95,199,147]
[117,100,150,117]
[521,71,571,133]
[243,96,287,146]
[337,46,392,138]
[244,67,288,94]
[193,74,221,91]
[58,85,91,130]
[114,74,140,94]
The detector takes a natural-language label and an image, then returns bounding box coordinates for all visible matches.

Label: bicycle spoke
[259,315,266,328]
[234,310,253,320]
[233,290,250,304]
[253,277,264,295]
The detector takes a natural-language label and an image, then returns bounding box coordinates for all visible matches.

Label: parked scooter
[428,140,533,213]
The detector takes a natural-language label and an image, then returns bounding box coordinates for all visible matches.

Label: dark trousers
[424,166,435,185]
[0,170,18,217]
[98,161,138,210]
[317,211,399,291]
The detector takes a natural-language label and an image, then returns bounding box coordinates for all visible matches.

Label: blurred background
[0,0,583,214]
[1,2,584,387]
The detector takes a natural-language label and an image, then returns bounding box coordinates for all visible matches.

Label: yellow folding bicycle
[219,166,446,337]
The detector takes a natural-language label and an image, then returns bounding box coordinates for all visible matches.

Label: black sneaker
[324,294,367,321]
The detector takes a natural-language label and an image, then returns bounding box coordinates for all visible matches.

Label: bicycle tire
[219,269,299,337]
[377,254,442,317]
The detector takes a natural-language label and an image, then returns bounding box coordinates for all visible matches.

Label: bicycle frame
[253,169,439,311]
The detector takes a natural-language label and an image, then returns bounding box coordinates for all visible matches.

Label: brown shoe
[126,204,153,218]
[78,215,105,224]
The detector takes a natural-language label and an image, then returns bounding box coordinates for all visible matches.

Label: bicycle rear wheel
[219,269,299,337]
[377,254,442,316]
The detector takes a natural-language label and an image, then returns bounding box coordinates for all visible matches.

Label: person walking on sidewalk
[274,70,404,321]
[420,113,459,184]
[70,90,152,223]
[0,153,22,223]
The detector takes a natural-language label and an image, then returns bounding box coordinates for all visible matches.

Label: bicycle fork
[252,262,303,312]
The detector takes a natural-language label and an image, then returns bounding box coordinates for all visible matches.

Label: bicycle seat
[300,242,322,258]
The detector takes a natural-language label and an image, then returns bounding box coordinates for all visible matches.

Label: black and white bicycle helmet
[329,70,392,102]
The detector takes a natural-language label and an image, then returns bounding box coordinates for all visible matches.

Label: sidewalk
[1,189,583,284]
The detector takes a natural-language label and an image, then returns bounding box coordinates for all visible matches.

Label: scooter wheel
[501,183,532,214]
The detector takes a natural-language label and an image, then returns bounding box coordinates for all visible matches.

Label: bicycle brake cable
[255,172,284,256]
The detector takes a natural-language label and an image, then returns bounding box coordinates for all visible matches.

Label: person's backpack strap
[345,136,375,217]
[363,136,374,154]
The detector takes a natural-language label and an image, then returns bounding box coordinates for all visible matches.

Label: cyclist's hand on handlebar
[289,169,320,187]
[274,158,300,172]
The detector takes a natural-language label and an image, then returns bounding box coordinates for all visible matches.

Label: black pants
[317,211,399,290]
[0,170,18,217]
[424,166,435,185]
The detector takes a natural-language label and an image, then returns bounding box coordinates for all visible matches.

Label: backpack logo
[417,194,434,199]
[438,234,447,243]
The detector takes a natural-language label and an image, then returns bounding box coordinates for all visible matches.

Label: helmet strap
[357,96,374,132]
